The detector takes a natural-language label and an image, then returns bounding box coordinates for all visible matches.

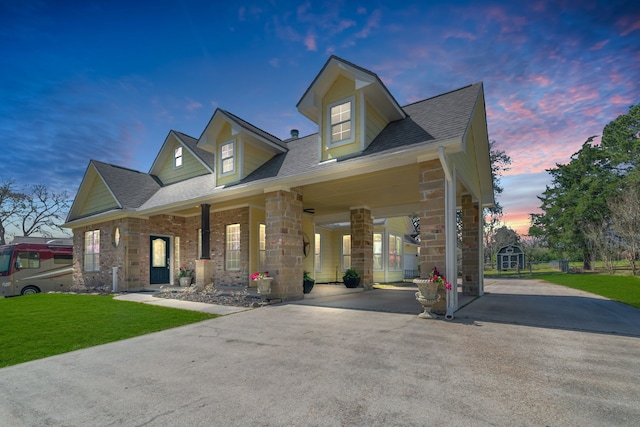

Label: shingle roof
[70,80,482,222]
[221,109,288,150]
[138,174,217,211]
[241,82,482,184]
[91,160,161,209]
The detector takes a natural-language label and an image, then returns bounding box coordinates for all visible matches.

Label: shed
[497,245,525,271]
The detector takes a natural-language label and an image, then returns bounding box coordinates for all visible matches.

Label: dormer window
[174,146,183,168]
[220,139,235,174]
[328,97,354,145]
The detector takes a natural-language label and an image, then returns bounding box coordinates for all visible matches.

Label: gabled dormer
[148,131,214,186]
[297,56,407,161]
[196,109,287,186]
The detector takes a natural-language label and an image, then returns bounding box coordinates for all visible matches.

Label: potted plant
[251,271,272,295]
[177,266,193,287]
[413,266,452,319]
[342,268,360,288]
[303,271,315,294]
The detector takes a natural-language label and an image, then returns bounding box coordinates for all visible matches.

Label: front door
[150,236,171,284]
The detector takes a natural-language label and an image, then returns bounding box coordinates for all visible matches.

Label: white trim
[326,95,356,147]
[174,146,183,169]
[219,138,236,176]
[359,91,366,151]
[444,164,458,313]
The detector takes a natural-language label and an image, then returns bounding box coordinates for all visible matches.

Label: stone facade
[265,187,304,300]
[350,207,373,290]
[418,160,447,277]
[210,207,250,287]
[461,195,480,296]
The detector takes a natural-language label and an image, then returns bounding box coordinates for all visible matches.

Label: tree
[483,141,512,262]
[530,138,617,269]
[609,185,640,275]
[0,180,26,245]
[530,104,639,270]
[0,180,70,245]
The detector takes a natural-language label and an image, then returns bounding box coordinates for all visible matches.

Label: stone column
[418,160,447,278]
[265,187,304,300]
[350,207,373,290]
[122,218,143,291]
[461,195,480,296]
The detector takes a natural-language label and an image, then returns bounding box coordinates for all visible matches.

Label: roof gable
[297,55,406,124]
[197,109,288,154]
[149,131,215,184]
[66,160,161,222]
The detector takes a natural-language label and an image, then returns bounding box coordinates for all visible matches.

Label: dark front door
[150,236,170,284]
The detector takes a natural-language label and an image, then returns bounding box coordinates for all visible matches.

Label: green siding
[79,176,118,216]
[157,140,210,185]
[365,101,388,146]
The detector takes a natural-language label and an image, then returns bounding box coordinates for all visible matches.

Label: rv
[0,240,73,296]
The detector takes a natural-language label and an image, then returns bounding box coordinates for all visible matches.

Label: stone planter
[179,277,192,287]
[256,277,273,295]
[413,278,441,319]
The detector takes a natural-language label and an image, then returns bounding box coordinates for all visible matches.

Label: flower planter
[179,277,192,287]
[413,278,441,319]
[256,277,273,295]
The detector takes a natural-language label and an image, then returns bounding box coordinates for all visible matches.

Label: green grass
[0,294,217,368]
[537,273,640,309]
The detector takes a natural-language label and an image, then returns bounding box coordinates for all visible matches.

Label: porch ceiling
[167,163,470,220]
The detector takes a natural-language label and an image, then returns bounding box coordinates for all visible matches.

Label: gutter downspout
[439,146,456,320]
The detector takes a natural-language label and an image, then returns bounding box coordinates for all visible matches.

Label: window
[84,230,100,271]
[174,146,183,168]
[220,140,235,174]
[54,254,73,265]
[373,233,383,271]
[17,252,40,269]
[328,98,354,144]
[388,234,402,270]
[258,223,266,270]
[226,224,240,270]
[314,233,321,272]
[342,234,351,270]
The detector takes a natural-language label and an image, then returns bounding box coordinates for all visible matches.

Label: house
[65,56,493,313]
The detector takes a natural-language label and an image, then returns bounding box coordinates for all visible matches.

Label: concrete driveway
[1,278,639,426]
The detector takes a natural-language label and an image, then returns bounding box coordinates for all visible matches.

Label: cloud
[355,9,381,38]
[185,99,203,111]
[304,33,317,51]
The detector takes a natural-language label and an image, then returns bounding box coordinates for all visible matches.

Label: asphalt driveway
[1,279,639,426]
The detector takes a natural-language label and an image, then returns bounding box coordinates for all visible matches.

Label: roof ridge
[402,82,479,108]
[221,109,284,143]
[91,159,146,174]
[172,130,197,141]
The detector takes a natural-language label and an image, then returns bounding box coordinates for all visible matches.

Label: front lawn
[537,273,640,309]
[0,294,217,368]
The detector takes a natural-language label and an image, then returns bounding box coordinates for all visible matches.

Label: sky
[1,0,639,237]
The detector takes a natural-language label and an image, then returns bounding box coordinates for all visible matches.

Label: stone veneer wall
[461,194,480,295]
[210,207,250,286]
[72,220,125,291]
[350,207,373,290]
[418,160,447,277]
[265,188,304,300]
